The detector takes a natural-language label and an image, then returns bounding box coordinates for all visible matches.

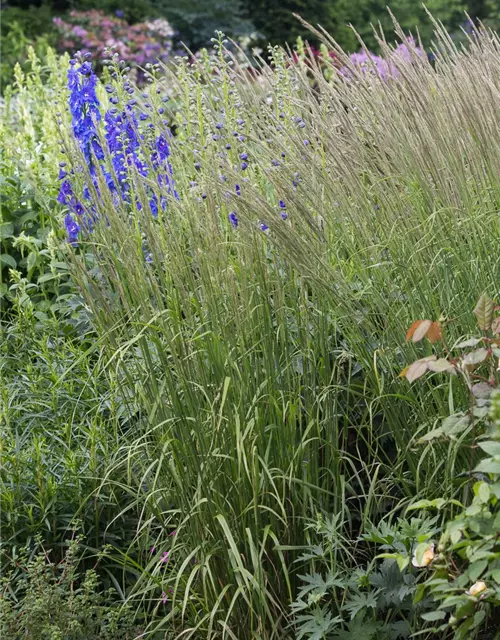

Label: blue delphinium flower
[59,55,178,248]
[229,212,238,227]
[64,213,80,245]
[57,180,74,205]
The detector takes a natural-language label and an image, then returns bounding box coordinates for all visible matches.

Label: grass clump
[5,16,500,639]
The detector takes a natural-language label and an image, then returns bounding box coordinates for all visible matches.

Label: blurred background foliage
[2,0,500,89]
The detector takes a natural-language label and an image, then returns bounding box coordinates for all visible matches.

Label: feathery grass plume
[58,22,500,638]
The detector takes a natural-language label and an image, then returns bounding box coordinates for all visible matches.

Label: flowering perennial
[60,55,177,244]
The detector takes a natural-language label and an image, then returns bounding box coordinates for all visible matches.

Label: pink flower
[161,551,169,563]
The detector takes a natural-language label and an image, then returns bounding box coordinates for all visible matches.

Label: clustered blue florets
[60,55,178,244]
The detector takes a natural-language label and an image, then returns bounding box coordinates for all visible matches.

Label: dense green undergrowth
[3,19,500,639]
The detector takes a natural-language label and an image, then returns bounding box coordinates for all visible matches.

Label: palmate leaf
[295,607,343,640]
[342,591,379,620]
[332,614,382,640]
[297,572,344,599]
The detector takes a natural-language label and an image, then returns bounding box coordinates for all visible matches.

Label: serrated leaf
[474,294,495,331]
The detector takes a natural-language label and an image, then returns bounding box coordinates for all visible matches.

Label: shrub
[0,535,140,639]
[53,10,174,80]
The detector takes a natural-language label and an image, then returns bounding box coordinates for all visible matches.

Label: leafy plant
[0,535,140,639]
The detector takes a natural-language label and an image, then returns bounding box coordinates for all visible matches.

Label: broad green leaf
[478,441,500,457]
[468,559,488,582]
[474,457,500,474]
[0,253,16,269]
[442,414,470,437]
[474,294,495,331]
[420,611,446,622]
[474,481,490,503]
[490,569,500,584]
[0,221,14,238]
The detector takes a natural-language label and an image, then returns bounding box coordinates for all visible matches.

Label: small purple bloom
[235,184,241,196]
[240,153,248,160]
[229,212,238,227]
[271,159,280,167]
[225,143,231,150]
[259,222,269,231]
[194,162,201,170]
[279,200,286,209]
[215,122,224,129]
[241,162,248,170]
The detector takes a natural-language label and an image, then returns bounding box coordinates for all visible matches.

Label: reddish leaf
[411,320,432,343]
[426,322,442,343]
[406,320,425,342]
[405,357,432,382]
[492,317,500,335]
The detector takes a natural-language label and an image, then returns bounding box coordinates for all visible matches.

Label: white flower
[411,543,435,567]
[467,581,487,596]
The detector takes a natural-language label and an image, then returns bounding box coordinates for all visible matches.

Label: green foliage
[244,0,466,51]
[0,536,140,639]
[0,47,84,326]
[290,514,439,638]
[157,0,256,49]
